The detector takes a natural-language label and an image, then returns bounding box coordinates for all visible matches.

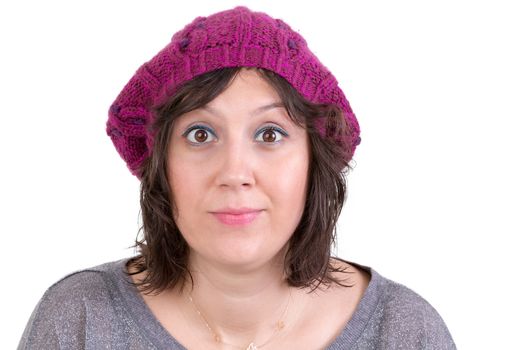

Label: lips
[210,208,263,226]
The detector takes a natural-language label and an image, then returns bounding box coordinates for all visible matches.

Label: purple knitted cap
[107,6,361,178]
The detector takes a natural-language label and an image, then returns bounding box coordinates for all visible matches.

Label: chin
[203,244,283,272]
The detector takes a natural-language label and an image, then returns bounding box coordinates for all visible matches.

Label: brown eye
[262,130,276,142]
[195,129,208,142]
[185,126,217,144]
[255,126,287,143]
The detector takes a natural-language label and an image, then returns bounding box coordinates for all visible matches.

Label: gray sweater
[18,259,456,349]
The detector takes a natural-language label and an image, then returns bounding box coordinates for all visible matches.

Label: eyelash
[182,124,289,145]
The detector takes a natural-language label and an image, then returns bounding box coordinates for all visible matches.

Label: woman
[18,6,456,350]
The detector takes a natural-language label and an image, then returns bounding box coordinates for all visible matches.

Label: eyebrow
[202,102,285,117]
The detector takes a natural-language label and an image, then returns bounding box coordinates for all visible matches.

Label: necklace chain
[187,288,291,350]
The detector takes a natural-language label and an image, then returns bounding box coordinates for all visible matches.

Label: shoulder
[374,272,457,349]
[18,259,128,349]
[39,259,123,309]
[328,258,456,349]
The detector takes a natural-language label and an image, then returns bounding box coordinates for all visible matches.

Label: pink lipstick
[211,208,263,226]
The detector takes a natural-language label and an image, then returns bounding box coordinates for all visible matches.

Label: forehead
[168,67,308,133]
[179,69,288,120]
[211,68,281,105]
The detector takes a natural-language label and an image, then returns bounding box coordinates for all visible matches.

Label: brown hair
[128,67,355,294]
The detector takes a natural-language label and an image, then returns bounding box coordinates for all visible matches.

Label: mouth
[210,209,263,226]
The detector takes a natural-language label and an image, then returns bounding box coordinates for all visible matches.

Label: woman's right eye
[183,125,217,145]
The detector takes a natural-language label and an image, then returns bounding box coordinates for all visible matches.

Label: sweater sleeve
[376,281,457,350]
[17,292,61,349]
[420,301,456,350]
[17,271,109,350]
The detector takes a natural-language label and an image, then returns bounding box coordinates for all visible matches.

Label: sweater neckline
[108,258,385,349]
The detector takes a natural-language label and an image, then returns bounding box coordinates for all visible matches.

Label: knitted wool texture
[107,6,361,178]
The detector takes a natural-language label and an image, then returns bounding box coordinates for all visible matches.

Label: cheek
[167,162,203,220]
[269,151,310,220]
[168,171,206,246]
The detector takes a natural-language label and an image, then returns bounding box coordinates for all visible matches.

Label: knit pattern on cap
[107,6,361,178]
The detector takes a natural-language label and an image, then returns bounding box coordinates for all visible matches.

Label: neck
[182,251,297,346]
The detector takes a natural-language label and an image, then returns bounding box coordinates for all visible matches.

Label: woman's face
[167,69,310,271]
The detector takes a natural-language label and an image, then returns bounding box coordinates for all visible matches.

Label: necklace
[187,288,292,350]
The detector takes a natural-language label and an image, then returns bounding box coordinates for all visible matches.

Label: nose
[214,140,256,190]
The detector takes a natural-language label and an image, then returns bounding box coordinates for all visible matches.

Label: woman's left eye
[255,126,288,143]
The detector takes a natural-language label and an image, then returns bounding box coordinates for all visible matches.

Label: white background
[1,1,524,348]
